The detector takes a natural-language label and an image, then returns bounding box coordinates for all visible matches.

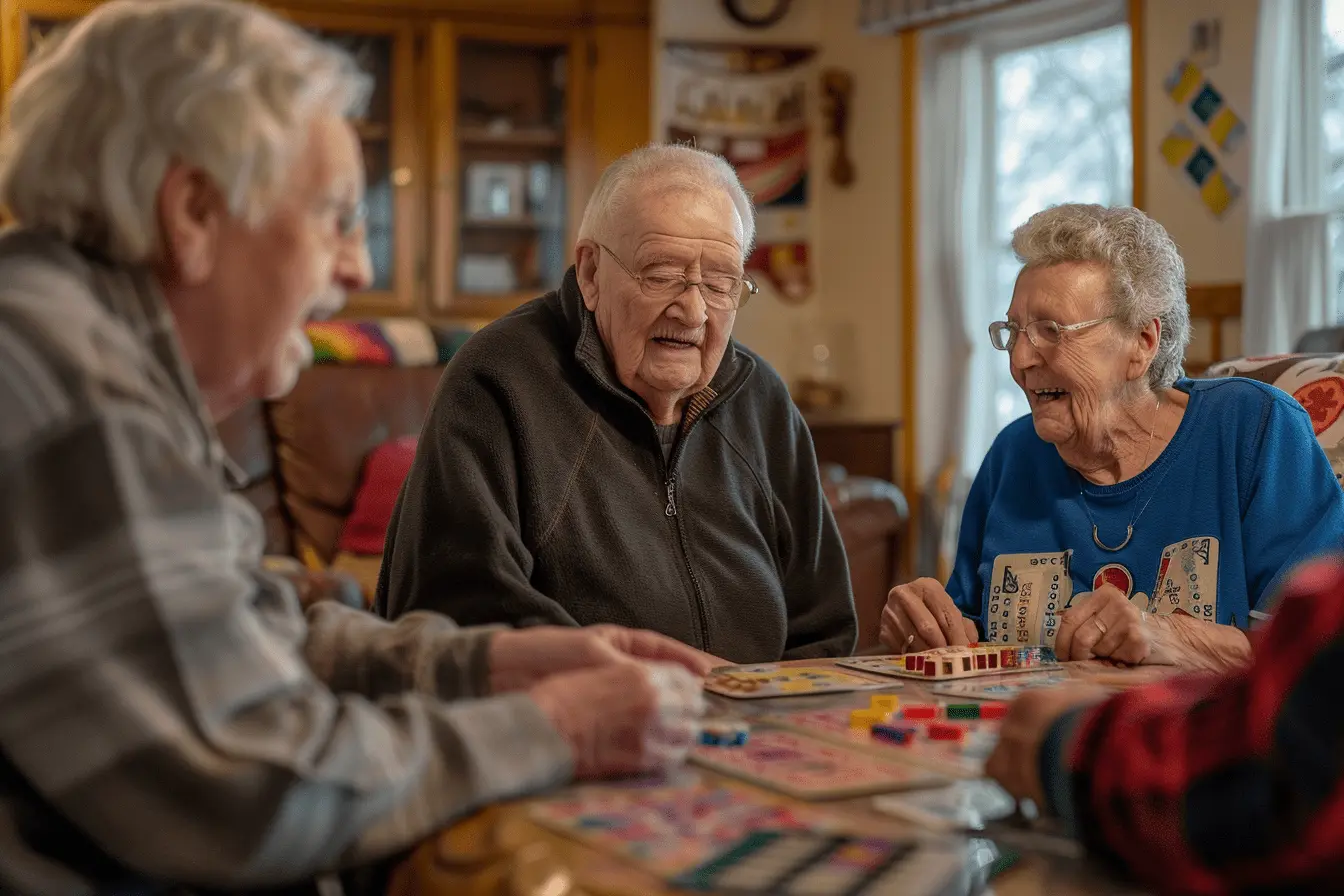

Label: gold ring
[1094,618,1108,636]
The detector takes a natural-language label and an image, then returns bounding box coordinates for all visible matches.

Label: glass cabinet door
[432,25,583,318]
[297,22,420,314]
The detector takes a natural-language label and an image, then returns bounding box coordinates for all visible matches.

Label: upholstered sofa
[218,320,908,647]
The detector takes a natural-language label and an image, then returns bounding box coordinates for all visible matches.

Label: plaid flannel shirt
[0,228,573,894]
[1041,550,1344,895]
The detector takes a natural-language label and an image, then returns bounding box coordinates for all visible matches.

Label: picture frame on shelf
[465,162,527,222]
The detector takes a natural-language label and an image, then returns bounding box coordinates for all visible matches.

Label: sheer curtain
[914,0,1129,578]
[1244,0,1333,355]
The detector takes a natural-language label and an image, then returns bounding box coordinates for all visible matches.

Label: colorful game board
[837,645,1059,681]
[704,664,894,699]
[758,707,1000,777]
[670,829,964,895]
[930,673,1078,701]
[528,778,831,876]
[691,729,945,799]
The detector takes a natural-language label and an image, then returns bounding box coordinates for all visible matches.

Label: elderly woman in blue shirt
[880,204,1344,671]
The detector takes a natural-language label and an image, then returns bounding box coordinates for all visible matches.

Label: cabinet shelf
[458,126,564,148]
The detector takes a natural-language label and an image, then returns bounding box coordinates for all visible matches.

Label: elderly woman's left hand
[1054,584,1153,663]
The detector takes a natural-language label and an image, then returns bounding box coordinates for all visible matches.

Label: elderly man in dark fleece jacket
[376,144,858,662]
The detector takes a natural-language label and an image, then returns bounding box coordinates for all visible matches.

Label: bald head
[577,144,756,261]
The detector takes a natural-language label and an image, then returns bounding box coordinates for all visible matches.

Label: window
[1324,0,1344,306]
[985,25,1133,437]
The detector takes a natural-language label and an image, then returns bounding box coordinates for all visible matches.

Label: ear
[155,162,227,286]
[1129,317,1161,382]
[575,240,600,312]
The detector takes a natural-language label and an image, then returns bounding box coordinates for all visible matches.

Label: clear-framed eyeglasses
[598,243,758,310]
[988,316,1113,351]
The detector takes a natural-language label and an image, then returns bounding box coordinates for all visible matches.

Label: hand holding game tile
[529,661,706,780]
[1054,584,1151,664]
[488,625,719,694]
[880,578,978,652]
[984,685,1112,807]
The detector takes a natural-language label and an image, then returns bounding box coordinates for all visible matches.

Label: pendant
[1092,524,1133,552]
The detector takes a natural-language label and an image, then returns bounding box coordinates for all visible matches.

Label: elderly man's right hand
[529,662,705,778]
[880,578,978,652]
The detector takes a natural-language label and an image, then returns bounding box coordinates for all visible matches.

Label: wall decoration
[1158,121,1241,218]
[661,41,816,303]
[821,68,856,187]
[1189,18,1222,68]
[1164,58,1245,154]
[464,162,527,222]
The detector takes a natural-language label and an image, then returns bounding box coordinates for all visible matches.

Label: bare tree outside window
[987,25,1132,435]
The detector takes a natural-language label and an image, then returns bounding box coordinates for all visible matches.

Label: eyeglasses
[598,243,757,310]
[988,316,1113,351]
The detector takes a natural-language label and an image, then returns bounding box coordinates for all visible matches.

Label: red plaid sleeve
[1059,554,1344,895]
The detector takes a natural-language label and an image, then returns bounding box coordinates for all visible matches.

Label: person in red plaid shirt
[988,552,1344,894]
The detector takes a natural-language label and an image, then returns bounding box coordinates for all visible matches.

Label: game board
[929,672,1079,701]
[670,829,964,895]
[528,778,832,876]
[757,707,1000,777]
[704,663,894,699]
[691,729,946,799]
[837,644,1060,681]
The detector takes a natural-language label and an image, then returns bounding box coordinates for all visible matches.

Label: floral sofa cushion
[1205,353,1344,488]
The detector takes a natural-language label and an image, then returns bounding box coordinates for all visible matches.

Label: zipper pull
[665,476,678,517]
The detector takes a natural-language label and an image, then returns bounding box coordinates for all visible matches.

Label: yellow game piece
[869,695,901,714]
[849,709,886,729]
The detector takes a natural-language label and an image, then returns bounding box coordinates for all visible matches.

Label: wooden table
[390,660,1169,896]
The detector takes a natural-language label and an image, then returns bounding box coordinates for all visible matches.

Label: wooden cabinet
[0,0,651,321]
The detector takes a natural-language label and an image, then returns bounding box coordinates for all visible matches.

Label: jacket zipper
[661,452,710,650]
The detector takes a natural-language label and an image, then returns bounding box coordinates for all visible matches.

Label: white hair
[1011,203,1190,390]
[577,143,756,260]
[0,0,371,264]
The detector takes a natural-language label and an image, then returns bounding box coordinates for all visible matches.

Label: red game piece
[927,723,964,741]
[900,704,937,720]
[979,703,1009,720]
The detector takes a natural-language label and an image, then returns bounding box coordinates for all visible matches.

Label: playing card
[986,551,1073,647]
[1152,537,1219,621]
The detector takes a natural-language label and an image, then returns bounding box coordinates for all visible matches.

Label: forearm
[1149,612,1252,673]
[304,598,502,700]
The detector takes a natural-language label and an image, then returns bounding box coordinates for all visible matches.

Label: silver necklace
[1078,398,1164,552]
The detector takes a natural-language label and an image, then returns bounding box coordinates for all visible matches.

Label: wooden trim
[428,20,459,315]
[1128,0,1145,210]
[898,29,920,578]
[1186,281,1242,369]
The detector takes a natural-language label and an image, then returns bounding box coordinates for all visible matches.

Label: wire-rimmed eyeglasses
[988,316,1113,351]
[598,243,757,310]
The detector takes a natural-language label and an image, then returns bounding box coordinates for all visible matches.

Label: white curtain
[914,33,982,579]
[1244,0,1334,356]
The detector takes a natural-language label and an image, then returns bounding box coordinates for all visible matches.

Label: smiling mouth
[653,336,699,350]
[1031,388,1069,403]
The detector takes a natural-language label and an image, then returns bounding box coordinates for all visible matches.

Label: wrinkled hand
[488,625,719,694]
[530,661,706,779]
[1055,585,1152,663]
[880,578,978,652]
[984,685,1112,807]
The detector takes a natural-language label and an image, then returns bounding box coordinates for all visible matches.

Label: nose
[1009,328,1041,371]
[335,227,374,293]
[667,283,709,328]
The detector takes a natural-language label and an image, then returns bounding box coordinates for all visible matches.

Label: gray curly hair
[1011,204,1190,390]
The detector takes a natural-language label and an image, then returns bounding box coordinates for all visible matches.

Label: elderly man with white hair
[377,144,859,662]
[0,1,714,893]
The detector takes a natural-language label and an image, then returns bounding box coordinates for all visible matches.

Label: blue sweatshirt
[947,377,1344,644]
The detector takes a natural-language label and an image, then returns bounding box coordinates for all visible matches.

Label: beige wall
[653,0,904,422]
